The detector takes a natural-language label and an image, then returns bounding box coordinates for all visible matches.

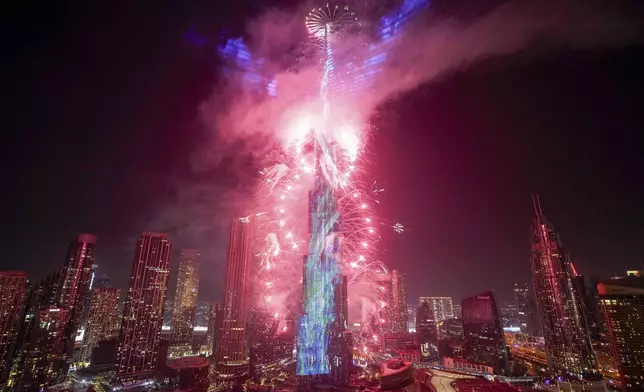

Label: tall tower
[80,286,120,363]
[171,249,200,344]
[116,232,172,382]
[0,271,28,383]
[216,218,252,376]
[391,270,408,334]
[461,291,508,375]
[58,234,97,370]
[530,195,596,373]
[598,276,644,392]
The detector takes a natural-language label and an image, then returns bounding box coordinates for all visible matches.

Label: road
[429,370,474,392]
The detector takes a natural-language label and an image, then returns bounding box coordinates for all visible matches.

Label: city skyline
[2,1,644,389]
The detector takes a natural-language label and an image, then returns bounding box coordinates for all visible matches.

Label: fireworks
[306,4,357,38]
[237,4,410,372]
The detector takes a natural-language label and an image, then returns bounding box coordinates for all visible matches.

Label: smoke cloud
[156,0,643,297]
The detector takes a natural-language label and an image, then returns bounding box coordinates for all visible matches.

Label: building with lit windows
[416,301,438,362]
[80,286,120,363]
[461,291,508,375]
[598,276,644,392]
[0,271,28,383]
[513,283,541,336]
[207,302,222,356]
[216,218,252,377]
[530,195,596,373]
[171,249,200,345]
[116,232,172,383]
[419,297,454,323]
[18,306,69,390]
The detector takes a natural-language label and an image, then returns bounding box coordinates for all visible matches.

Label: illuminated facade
[530,195,596,373]
[420,296,454,323]
[513,282,541,336]
[296,141,344,381]
[391,271,408,333]
[216,219,252,375]
[58,234,97,372]
[116,232,172,381]
[0,271,28,383]
[598,277,644,392]
[416,301,438,362]
[171,249,200,344]
[18,306,69,390]
[80,286,120,363]
[461,291,508,375]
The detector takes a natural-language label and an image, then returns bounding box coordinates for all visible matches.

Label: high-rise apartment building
[216,219,252,375]
[598,276,644,392]
[416,301,438,362]
[80,287,120,363]
[0,271,28,383]
[116,232,172,382]
[391,271,408,334]
[58,234,97,364]
[530,195,596,373]
[419,297,454,323]
[453,304,462,318]
[514,283,541,336]
[461,291,508,374]
[18,306,69,390]
[171,250,200,344]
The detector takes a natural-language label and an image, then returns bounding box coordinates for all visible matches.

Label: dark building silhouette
[530,195,596,373]
[416,300,438,362]
[0,271,28,383]
[116,232,172,383]
[216,218,252,376]
[598,276,644,392]
[207,302,222,356]
[461,291,508,375]
[513,283,541,336]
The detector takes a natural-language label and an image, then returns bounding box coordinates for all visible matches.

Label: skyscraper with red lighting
[461,291,508,374]
[530,195,596,373]
[58,234,97,367]
[216,218,252,376]
[116,232,172,383]
[0,271,29,383]
[171,249,200,345]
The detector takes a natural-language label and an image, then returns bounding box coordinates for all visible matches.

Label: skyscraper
[80,287,120,363]
[514,283,541,336]
[18,306,69,390]
[207,302,222,357]
[58,234,97,372]
[419,297,454,323]
[216,218,252,376]
[116,232,172,382]
[171,249,200,344]
[461,291,508,375]
[0,271,28,383]
[416,301,438,362]
[391,270,408,334]
[530,195,596,373]
[598,276,644,392]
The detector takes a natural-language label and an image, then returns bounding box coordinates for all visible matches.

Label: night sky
[4,0,644,304]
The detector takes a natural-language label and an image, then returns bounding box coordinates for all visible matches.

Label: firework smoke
[156,0,643,323]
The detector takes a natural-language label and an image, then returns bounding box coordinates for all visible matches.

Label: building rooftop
[167,356,209,370]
